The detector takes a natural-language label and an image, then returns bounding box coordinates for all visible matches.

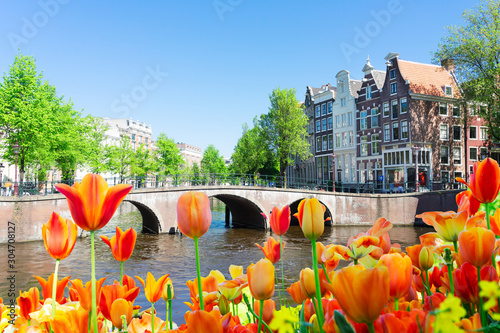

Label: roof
[371,70,386,89]
[349,80,362,98]
[397,60,460,98]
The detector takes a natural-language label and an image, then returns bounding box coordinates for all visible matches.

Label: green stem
[51,259,60,317]
[280,236,286,308]
[424,270,431,295]
[194,237,204,310]
[168,299,173,329]
[258,299,264,333]
[453,241,458,253]
[90,231,98,333]
[486,202,491,230]
[120,261,124,286]
[311,239,325,333]
[88,310,91,333]
[421,291,425,305]
[274,269,281,306]
[477,265,487,329]
[395,298,399,311]
[367,322,375,333]
[447,263,454,295]
[151,302,155,333]
[321,264,331,284]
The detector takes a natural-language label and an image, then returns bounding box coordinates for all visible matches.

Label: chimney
[441,59,455,73]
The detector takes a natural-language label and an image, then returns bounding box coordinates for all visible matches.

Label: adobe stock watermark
[340,0,405,63]
[7,0,70,52]
[213,0,243,21]
[110,65,168,117]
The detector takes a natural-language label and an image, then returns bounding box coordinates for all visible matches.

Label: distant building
[102,118,154,151]
[177,142,202,168]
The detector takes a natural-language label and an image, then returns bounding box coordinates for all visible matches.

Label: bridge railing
[0,174,465,197]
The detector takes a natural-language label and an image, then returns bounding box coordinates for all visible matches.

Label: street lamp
[332,153,336,192]
[412,147,421,192]
[13,142,19,196]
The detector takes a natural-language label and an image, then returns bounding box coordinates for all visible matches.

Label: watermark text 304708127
[6,221,16,325]
[7,0,70,52]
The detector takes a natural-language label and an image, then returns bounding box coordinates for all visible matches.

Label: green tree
[434,0,500,141]
[231,120,270,175]
[260,87,311,182]
[83,116,110,174]
[131,144,158,186]
[201,144,227,174]
[156,133,183,175]
[108,135,135,183]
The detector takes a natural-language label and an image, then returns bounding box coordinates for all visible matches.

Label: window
[441,171,450,183]
[401,120,408,139]
[361,136,368,156]
[322,136,327,151]
[339,83,345,93]
[445,85,452,96]
[341,113,346,127]
[470,147,477,161]
[335,115,340,128]
[360,111,368,130]
[441,146,449,164]
[440,124,449,140]
[347,112,353,126]
[348,131,354,146]
[390,69,396,79]
[366,85,372,99]
[327,117,333,130]
[335,133,341,148]
[316,106,320,117]
[383,102,389,117]
[132,134,136,140]
[452,104,460,117]
[390,82,397,94]
[341,98,346,107]
[480,147,488,160]
[439,103,448,116]
[328,134,333,150]
[400,98,408,113]
[384,123,390,142]
[454,171,463,180]
[316,137,321,152]
[316,120,320,132]
[391,100,398,119]
[480,127,488,140]
[470,165,474,175]
[371,108,379,128]
[469,126,477,140]
[327,102,332,114]
[453,125,461,141]
[342,132,347,147]
[322,104,327,116]
[372,134,380,155]
[453,147,461,165]
[392,122,399,140]
[469,105,477,116]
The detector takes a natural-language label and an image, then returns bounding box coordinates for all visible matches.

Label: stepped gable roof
[397,59,460,98]
[349,80,362,98]
[371,70,386,90]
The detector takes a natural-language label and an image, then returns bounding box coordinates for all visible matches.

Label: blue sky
[0,0,475,158]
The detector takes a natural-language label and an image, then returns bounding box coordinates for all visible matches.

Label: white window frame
[392,121,399,141]
[321,104,327,116]
[445,85,453,96]
[400,97,408,114]
[439,103,448,116]
[322,135,327,151]
[371,108,379,128]
[469,126,477,140]
[360,136,368,156]
[316,137,321,152]
[348,131,354,146]
[327,102,333,114]
[383,102,389,118]
[439,124,449,140]
[371,134,380,155]
[327,117,333,130]
[328,134,333,150]
[452,104,461,118]
[347,112,353,126]
[335,115,340,128]
[480,126,488,140]
[401,119,408,139]
[360,110,368,130]
[341,98,346,107]
[440,146,450,165]
[366,85,372,99]
[453,146,462,165]
[316,120,321,133]
[391,100,398,119]
[390,69,396,80]
[469,146,478,161]
[335,133,341,148]
[441,170,450,182]
[384,123,391,142]
[390,82,397,95]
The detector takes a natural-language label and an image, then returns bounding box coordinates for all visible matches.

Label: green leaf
[333,310,356,333]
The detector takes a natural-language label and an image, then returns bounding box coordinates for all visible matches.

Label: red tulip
[176,191,212,239]
[55,174,132,231]
[269,205,290,236]
[17,287,40,320]
[42,212,78,260]
[255,237,282,264]
[457,158,500,203]
[100,226,137,262]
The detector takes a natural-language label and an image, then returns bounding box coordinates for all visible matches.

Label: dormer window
[366,85,372,99]
[445,85,453,96]
[390,69,396,80]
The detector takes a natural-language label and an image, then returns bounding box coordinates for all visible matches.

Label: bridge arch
[289,198,333,227]
[124,200,164,234]
[212,194,267,229]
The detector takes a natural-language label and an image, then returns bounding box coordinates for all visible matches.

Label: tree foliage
[108,135,135,183]
[231,120,270,175]
[434,0,500,141]
[260,87,310,178]
[155,133,183,175]
[131,144,158,180]
[201,144,227,174]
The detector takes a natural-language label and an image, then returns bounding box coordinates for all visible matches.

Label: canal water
[0,199,428,325]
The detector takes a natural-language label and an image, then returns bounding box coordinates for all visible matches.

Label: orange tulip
[17,287,40,320]
[457,157,500,203]
[327,265,389,324]
[136,272,170,304]
[406,244,424,270]
[255,237,282,264]
[99,282,140,321]
[247,259,275,300]
[110,298,133,329]
[457,190,481,217]
[491,208,500,237]
[218,278,247,302]
[128,312,166,333]
[419,247,435,272]
[185,310,223,333]
[186,275,219,299]
[70,277,107,312]
[100,226,137,262]
[454,262,498,305]
[294,198,326,241]
[253,299,276,324]
[269,205,291,236]
[377,253,413,300]
[458,227,496,267]
[299,267,317,298]
[176,191,212,239]
[34,273,70,304]
[55,174,132,231]
[42,212,78,260]
[416,211,468,243]
[287,281,308,304]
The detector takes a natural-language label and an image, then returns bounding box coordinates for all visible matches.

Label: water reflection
[0,202,428,325]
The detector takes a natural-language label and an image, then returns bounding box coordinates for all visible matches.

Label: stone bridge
[0,186,460,243]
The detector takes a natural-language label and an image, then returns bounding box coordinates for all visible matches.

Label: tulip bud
[299,268,317,298]
[442,248,454,265]
[419,247,434,271]
[218,294,230,315]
